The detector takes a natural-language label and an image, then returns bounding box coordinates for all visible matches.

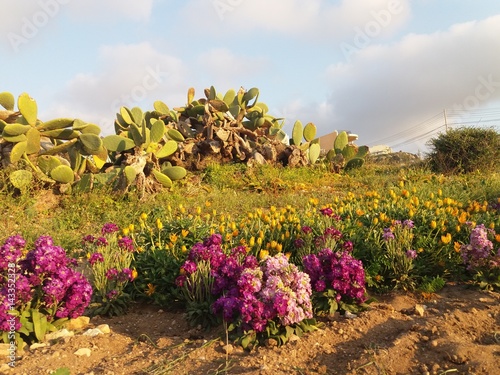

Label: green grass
[1,163,499,254]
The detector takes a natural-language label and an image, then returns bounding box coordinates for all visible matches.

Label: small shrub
[82,223,137,316]
[426,127,500,174]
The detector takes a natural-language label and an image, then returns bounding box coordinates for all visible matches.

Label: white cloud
[324,14,500,152]
[182,0,410,41]
[195,48,269,89]
[66,0,154,22]
[48,42,188,134]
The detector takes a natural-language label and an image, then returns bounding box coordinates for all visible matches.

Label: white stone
[45,329,74,341]
[29,342,49,350]
[83,328,103,337]
[74,348,91,357]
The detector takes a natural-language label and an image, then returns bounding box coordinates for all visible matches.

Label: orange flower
[441,233,452,244]
[146,283,156,296]
[454,242,461,253]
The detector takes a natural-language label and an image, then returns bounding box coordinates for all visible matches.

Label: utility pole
[444,109,448,131]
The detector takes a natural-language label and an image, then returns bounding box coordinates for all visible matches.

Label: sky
[2,0,500,154]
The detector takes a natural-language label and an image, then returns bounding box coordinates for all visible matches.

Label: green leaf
[37,118,74,131]
[155,139,179,159]
[131,107,144,124]
[32,309,48,341]
[292,120,303,146]
[0,91,15,110]
[3,123,30,136]
[120,107,134,125]
[334,131,348,154]
[150,120,165,143]
[309,143,321,164]
[26,127,41,154]
[79,133,103,154]
[167,129,185,142]
[152,169,172,188]
[242,87,259,106]
[10,140,27,163]
[129,123,144,146]
[209,99,229,113]
[102,135,135,152]
[17,92,38,125]
[153,100,170,115]
[303,122,317,142]
[9,170,33,189]
[50,165,75,184]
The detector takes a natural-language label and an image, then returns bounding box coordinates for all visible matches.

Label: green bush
[426,127,500,174]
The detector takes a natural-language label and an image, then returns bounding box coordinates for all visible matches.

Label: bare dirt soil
[4,283,500,375]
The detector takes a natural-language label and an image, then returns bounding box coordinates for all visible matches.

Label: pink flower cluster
[0,235,92,333]
[303,248,367,304]
[460,224,499,271]
[177,235,313,332]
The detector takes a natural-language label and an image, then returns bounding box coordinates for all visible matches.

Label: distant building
[369,145,392,155]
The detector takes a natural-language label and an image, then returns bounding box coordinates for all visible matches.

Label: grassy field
[1,159,499,253]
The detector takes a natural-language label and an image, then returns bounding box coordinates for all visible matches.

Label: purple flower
[95,237,108,247]
[82,235,95,244]
[301,226,313,234]
[182,260,198,275]
[382,228,395,241]
[106,290,118,300]
[89,252,104,266]
[403,220,414,229]
[105,268,119,280]
[0,235,92,326]
[405,249,417,259]
[101,223,120,234]
[314,279,326,292]
[342,241,354,252]
[294,238,305,249]
[324,227,342,240]
[320,207,334,217]
[118,268,134,282]
[118,236,134,252]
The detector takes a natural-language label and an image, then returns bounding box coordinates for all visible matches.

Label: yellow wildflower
[259,250,269,260]
[454,242,461,253]
[441,233,452,244]
[156,219,163,230]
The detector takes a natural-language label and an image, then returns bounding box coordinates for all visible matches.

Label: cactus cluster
[1,87,368,194]
[0,92,104,186]
[326,131,369,171]
[290,121,321,164]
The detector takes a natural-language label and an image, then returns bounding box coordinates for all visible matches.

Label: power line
[368,107,500,151]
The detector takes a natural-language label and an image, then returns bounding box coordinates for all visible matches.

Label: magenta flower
[118,236,134,252]
[89,252,104,266]
[101,223,120,234]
